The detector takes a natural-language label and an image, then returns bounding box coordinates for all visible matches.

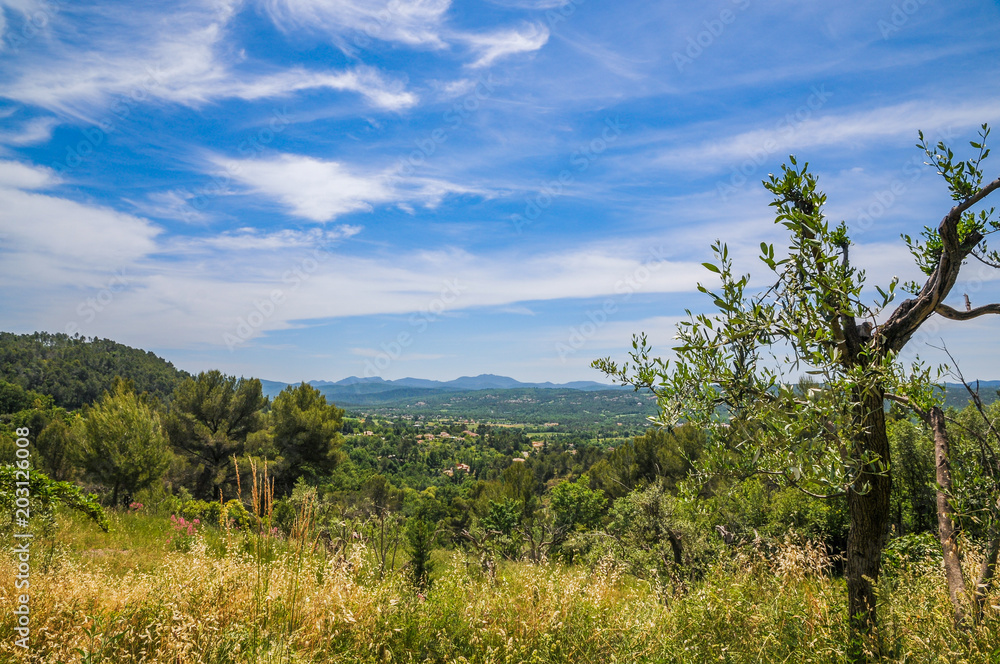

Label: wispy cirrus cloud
[0,116,59,146]
[486,0,570,8]
[0,158,705,349]
[179,225,362,252]
[653,100,1000,173]
[0,0,417,115]
[200,66,417,110]
[262,0,451,48]
[260,0,549,67]
[459,23,550,69]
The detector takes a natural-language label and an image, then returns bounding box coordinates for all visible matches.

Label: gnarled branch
[935,302,1000,321]
[879,175,1000,352]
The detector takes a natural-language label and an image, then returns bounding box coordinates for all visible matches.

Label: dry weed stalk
[771,533,834,581]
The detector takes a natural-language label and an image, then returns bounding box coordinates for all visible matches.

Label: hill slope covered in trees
[0,332,189,409]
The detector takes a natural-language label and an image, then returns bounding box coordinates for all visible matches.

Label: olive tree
[595,126,1000,658]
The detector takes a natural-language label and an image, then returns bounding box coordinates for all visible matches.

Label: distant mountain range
[1,331,993,413]
[260,374,628,403]
[260,375,1000,410]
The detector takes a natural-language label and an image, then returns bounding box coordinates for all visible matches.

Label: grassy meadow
[2,506,999,664]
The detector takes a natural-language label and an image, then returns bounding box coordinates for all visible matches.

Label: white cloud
[499,305,536,315]
[208,66,417,111]
[2,168,970,362]
[0,174,162,336]
[223,155,394,221]
[214,243,703,328]
[0,159,58,189]
[0,202,709,350]
[263,0,452,48]
[137,190,212,224]
[459,23,550,68]
[0,0,47,47]
[187,225,362,252]
[219,154,480,221]
[262,0,549,67]
[0,116,58,146]
[0,165,161,347]
[658,100,1000,172]
[0,188,160,268]
[486,0,570,8]
[0,0,416,115]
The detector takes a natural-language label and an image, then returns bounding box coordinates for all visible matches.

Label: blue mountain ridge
[259,374,628,400]
[258,377,1000,410]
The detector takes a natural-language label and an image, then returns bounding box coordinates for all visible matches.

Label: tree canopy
[165,370,267,499]
[271,382,346,493]
[82,378,170,507]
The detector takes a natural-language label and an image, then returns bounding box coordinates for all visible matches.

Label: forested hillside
[0,332,189,409]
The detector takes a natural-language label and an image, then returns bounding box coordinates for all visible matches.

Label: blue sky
[1,0,1000,384]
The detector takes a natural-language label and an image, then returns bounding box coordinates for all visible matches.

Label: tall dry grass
[2,516,999,663]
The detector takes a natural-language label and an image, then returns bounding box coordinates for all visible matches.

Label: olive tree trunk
[845,387,892,660]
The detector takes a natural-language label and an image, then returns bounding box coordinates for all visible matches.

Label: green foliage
[550,475,607,533]
[594,212,882,497]
[220,498,252,530]
[589,425,704,498]
[34,415,85,481]
[923,124,992,201]
[479,497,523,560]
[177,498,223,526]
[707,475,849,546]
[0,465,109,532]
[0,379,54,413]
[165,370,267,499]
[902,125,1000,284]
[364,473,404,515]
[272,497,297,535]
[947,399,1000,540]
[881,531,940,575]
[573,482,713,599]
[767,486,848,543]
[271,382,345,493]
[500,459,537,510]
[82,378,170,507]
[886,418,935,535]
[0,331,189,409]
[0,402,84,481]
[406,504,436,589]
